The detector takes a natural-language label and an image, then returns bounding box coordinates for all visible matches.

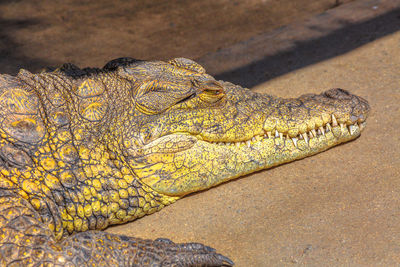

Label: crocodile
[0,57,369,266]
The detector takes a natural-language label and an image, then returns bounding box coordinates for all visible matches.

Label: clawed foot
[154,238,234,266]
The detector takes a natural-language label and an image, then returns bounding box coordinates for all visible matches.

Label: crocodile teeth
[302,133,309,144]
[209,118,365,150]
[292,137,298,147]
[326,123,331,132]
[349,124,358,135]
[319,126,325,135]
[332,114,338,127]
[359,122,366,131]
[340,123,346,132]
[311,129,317,137]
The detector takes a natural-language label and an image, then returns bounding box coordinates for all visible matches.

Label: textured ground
[1,0,400,266]
[0,0,351,74]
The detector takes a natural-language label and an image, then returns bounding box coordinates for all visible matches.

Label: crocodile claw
[156,239,234,266]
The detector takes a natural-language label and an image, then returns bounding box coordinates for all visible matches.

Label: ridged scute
[168,57,206,73]
[0,75,44,144]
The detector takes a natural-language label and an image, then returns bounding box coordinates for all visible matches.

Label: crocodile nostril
[324,88,352,100]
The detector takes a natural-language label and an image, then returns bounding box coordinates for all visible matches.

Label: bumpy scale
[0,57,370,266]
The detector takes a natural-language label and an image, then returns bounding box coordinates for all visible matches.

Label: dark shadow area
[0,18,51,74]
[0,0,23,4]
[214,8,400,88]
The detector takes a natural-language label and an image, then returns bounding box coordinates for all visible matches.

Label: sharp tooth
[263,134,267,138]
[319,126,325,135]
[279,132,283,141]
[292,137,298,147]
[246,140,251,148]
[226,142,231,146]
[236,142,240,148]
[308,132,313,139]
[348,125,355,135]
[311,129,317,137]
[331,114,338,127]
[299,134,303,140]
[267,131,272,139]
[252,137,256,142]
[302,133,309,144]
[326,123,331,132]
[351,124,359,135]
[275,130,279,137]
[340,123,345,132]
[359,122,366,131]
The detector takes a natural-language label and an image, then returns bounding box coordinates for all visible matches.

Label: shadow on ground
[214,8,400,88]
[0,18,51,74]
[0,2,398,87]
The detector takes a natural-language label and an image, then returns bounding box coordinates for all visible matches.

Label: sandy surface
[1,0,400,266]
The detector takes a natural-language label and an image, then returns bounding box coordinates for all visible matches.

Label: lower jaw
[195,124,363,186]
[135,124,363,196]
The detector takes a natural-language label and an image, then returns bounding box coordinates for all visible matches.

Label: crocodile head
[113,58,370,197]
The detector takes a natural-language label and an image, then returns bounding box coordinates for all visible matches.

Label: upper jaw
[135,87,369,151]
[207,117,367,149]
[195,87,370,147]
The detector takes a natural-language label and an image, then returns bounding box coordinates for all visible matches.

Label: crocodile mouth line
[207,114,366,149]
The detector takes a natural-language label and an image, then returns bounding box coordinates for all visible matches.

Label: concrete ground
[110,1,400,266]
[1,0,399,265]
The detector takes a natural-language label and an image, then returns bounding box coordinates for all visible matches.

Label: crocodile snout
[324,88,353,100]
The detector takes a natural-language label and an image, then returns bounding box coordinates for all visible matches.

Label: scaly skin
[0,57,369,266]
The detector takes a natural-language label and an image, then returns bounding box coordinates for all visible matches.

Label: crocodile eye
[197,80,225,103]
[135,81,197,114]
[203,87,223,95]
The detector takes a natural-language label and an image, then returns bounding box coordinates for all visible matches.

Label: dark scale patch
[0,144,32,167]
[3,117,45,144]
[103,57,143,71]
